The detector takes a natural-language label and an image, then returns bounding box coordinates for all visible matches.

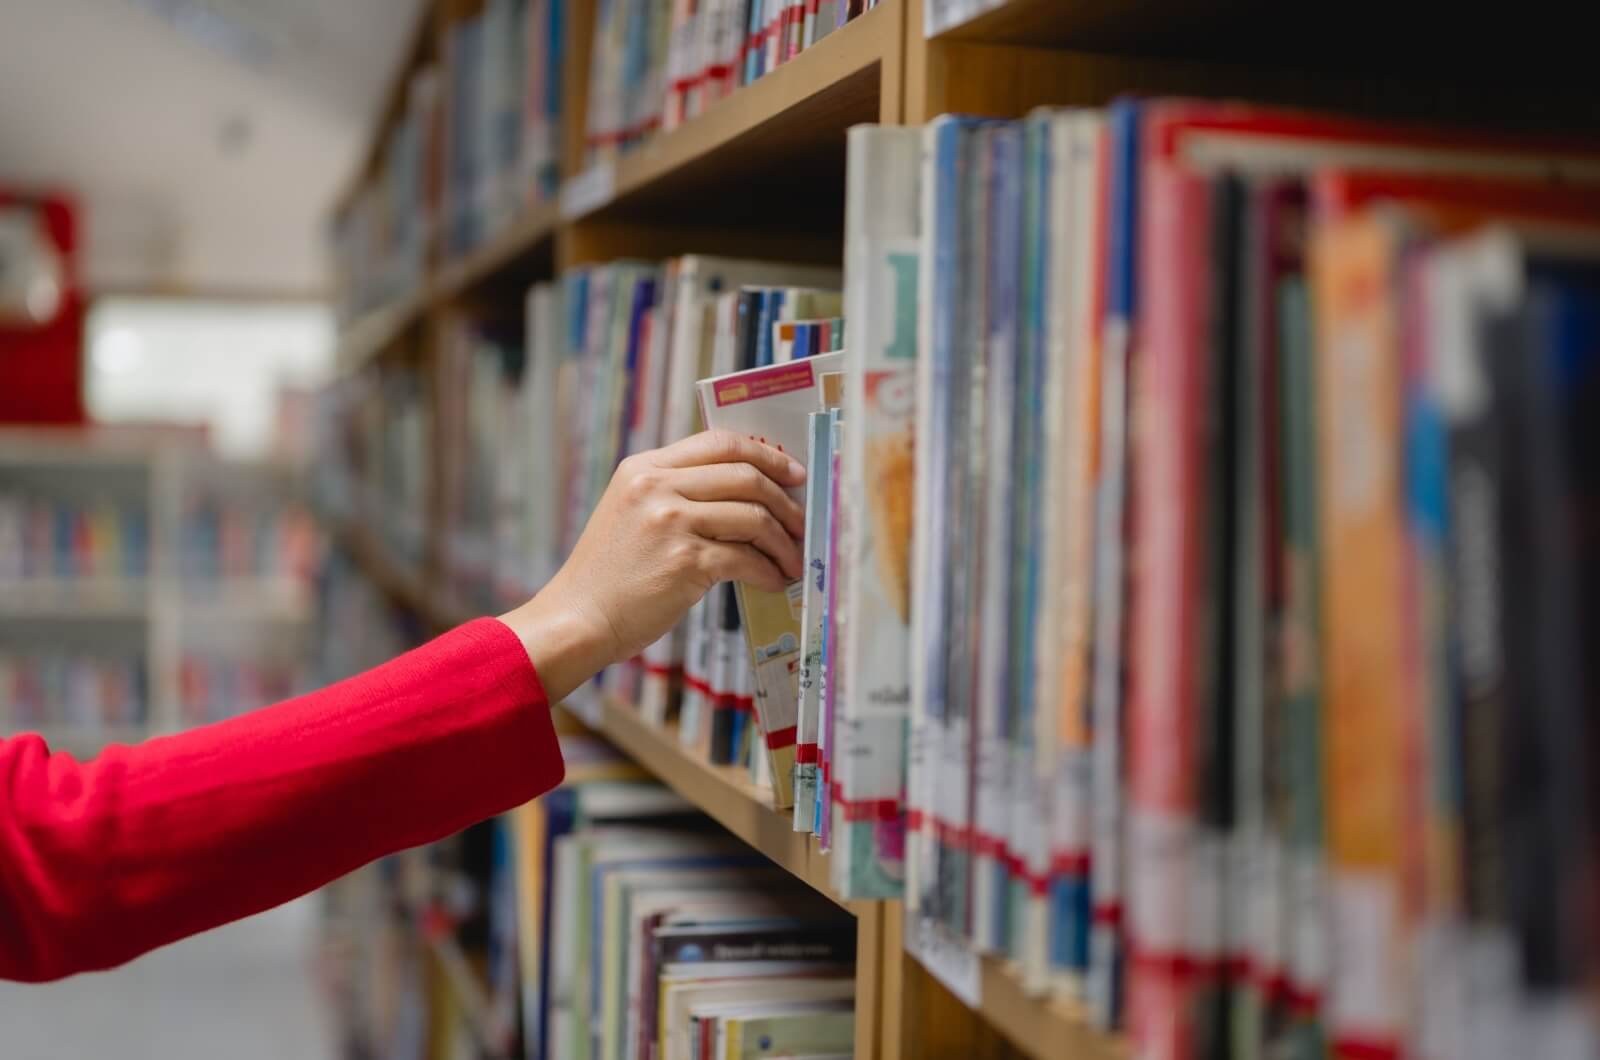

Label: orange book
[1311,212,1410,1059]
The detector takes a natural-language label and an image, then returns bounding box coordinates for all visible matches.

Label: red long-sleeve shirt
[0,617,565,983]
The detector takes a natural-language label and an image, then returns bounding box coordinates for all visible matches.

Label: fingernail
[787,458,805,480]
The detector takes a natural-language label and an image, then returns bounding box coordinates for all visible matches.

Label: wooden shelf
[336,203,561,371]
[336,287,429,371]
[433,202,560,305]
[423,932,513,1060]
[176,578,313,622]
[0,578,150,619]
[562,0,899,228]
[925,0,1259,48]
[563,694,854,914]
[977,956,1120,1060]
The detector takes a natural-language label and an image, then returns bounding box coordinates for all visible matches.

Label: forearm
[0,618,564,982]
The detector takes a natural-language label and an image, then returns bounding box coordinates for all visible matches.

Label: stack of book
[443,0,567,258]
[332,0,566,321]
[495,99,1600,1055]
[0,492,150,582]
[583,0,882,167]
[514,257,842,757]
[514,731,857,1060]
[311,367,430,566]
[0,648,147,729]
[439,322,524,611]
[177,497,319,583]
[880,103,1600,1057]
[330,60,442,323]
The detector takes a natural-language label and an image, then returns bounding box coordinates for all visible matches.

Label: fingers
[686,501,803,581]
[671,462,805,538]
[655,430,806,489]
[696,542,789,594]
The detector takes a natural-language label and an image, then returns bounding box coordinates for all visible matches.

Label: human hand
[499,431,806,703]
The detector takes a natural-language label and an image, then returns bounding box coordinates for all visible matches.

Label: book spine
[974,123,1021,952]
[795,410,833,831]
[1084,102,1131,1030]
[1311,215,1406,1060]
[709,582,742,764]
[1123,132,1211,1060]
[838,125,922,898]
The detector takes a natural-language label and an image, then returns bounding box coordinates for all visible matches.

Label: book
[832,123,922,897]
[793,410,833,832]
[695,352,845,807]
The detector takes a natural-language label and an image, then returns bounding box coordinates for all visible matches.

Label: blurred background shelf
[0,578,152,618]
[29,724,168,755]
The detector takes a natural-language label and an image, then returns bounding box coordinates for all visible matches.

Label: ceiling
[0,0,425,296]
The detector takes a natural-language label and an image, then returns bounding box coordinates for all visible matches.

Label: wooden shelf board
[977,955,1122,1060]
[335,287,429,370]
[565,694,855,915]
[926,0,1259,48]
[564,0,896,226]
[328,519,479,633]
[433,201,561,305]
[424,932,513,1060]
[0,579,150,619]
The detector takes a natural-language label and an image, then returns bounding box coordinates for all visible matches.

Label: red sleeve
[0,617,566,982]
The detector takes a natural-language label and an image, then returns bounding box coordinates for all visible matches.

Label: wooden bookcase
[327,1,1592,1055]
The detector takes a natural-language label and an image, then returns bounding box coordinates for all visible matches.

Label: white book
[679,593,711,751]
[695,352,845,807]
[661,974,854,1060]
[906,121,941,920]
[834,124,923,899]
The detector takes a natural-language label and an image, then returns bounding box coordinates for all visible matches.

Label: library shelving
[0,428,320,746]
[322,0,1600,1057]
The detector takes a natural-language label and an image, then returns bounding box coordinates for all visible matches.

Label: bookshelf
[1,429,320,746]
[0,578,151,619]
[324,0,1600,1057]
[562,0,902,226]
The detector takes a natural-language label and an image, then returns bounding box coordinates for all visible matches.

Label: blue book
[976,120,1023,953]
[744,0,763,85]
[1495,255,1600,1014]
[544,0,566,199]
[530,789,577,1060]
[916,115,970,925]
[618,275,658,458]
[1081,95,1141,1030]
[1012,110,1056,968]
[450,15,485,253]
[756,289,783,367]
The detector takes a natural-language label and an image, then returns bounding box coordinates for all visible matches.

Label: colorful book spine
[834,124,923,898]
[794,410,833,832]
[1311,212,1407,1060]
[974,121,1022,951]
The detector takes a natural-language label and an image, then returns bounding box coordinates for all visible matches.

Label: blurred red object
[0,189,84,425]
